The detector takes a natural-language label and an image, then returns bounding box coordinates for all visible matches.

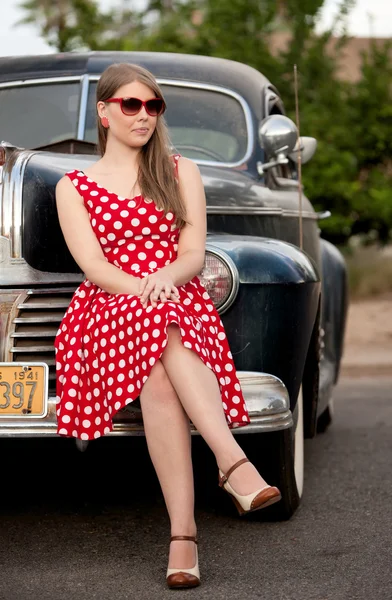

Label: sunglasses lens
[145,99,164,116]
[121,98,143,115]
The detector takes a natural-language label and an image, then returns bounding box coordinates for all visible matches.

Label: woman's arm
[162,157,207,287]
[55,176,140,295]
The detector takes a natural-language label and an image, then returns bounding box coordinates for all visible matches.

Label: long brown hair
[96,62,189,230]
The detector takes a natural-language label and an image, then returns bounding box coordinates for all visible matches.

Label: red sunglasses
[106,97,166,117]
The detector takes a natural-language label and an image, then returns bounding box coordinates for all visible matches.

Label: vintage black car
[0,51,348,518]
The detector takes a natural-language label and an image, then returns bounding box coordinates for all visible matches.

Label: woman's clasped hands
[138,271,181,309]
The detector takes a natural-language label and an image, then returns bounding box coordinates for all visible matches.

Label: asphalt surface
[0,377,391,600]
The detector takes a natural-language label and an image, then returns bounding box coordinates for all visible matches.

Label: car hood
[17,150,314,273]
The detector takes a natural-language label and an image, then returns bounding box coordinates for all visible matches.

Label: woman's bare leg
[160,324,269,495]
[139,358,197,569]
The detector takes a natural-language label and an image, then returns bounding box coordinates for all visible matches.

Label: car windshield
[0,83,80,149]
[85,82,248,163]
[0,79,249,163]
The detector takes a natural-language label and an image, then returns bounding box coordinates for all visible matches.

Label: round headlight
[198,249,239,312]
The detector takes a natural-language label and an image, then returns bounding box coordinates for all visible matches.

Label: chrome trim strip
[77,74,90,140]
[13,317,62,323]
[0,77,83,89]
[0,413,293,436]
[207,206,317,219]
[0,404,292,436]
[12,152,35,258]
[88,75,254,169]
[17,301,71,309]
[26,287,78,294]
[10,347,54,353]
[5,150,35,258]
[283,209,317,219]
[1,165,12,241]
[204,244,239,314]
[11,331,56,338]
[208,207,282,216]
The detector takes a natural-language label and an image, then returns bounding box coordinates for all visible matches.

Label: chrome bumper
[0,371,292,437]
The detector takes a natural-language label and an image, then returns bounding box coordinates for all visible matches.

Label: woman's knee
[140,358,175,401]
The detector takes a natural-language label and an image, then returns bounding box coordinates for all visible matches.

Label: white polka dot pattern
[54,154,250,439]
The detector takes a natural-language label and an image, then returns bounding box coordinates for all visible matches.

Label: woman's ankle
[215,449,247,474]
[170,520,197,538]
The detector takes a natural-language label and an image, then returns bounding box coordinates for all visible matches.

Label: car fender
[205,234,321,419]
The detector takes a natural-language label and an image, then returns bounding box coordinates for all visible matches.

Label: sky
[0,0,391,58]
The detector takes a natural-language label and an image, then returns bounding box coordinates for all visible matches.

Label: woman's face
[98,80,159,148]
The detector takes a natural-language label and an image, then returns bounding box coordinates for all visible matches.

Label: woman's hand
[138,271,181,309]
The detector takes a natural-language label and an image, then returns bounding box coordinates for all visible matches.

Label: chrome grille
[10,288,77,393]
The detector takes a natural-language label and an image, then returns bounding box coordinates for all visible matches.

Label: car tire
[317,398,334,433]
[239,386,304,520]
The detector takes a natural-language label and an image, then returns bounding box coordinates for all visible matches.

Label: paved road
[0,377,391,600]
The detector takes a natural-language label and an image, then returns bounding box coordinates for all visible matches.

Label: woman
[55,62,281,589]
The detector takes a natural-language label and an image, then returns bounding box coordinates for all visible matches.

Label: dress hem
[56,314,250,441]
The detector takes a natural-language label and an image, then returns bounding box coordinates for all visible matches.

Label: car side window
[0,83,79,149]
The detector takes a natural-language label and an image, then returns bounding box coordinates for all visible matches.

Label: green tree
[346,40,392,242]
[16,0,122,51]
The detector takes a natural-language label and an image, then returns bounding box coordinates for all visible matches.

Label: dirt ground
[341,293,392,377]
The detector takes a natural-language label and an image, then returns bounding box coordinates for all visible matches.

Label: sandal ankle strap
[219,457,249,487]
[170,535,198,544]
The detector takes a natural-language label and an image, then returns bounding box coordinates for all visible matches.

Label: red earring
[101,116,109,128]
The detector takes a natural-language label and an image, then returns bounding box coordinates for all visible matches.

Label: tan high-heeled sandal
[219,457,282,516]
[166,535,200,589]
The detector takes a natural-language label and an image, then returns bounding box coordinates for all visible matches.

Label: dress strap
[65,169,81,183]
[64,169,90,200]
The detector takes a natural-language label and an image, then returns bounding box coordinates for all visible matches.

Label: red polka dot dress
[55,154,250,440]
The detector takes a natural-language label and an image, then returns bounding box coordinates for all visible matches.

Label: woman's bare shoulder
[56,173,73,190]
[176,156,201,181]
[55,173,83,203]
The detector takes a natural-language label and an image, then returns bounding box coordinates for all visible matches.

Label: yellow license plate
[0,363,48,418]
